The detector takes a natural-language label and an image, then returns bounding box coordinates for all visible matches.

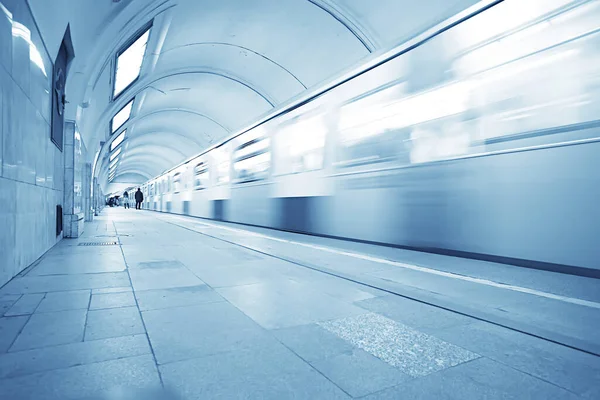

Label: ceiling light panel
[110,130,126,150]
[114,27,151,98]
[110,147,122,161]
[111,101,133,133]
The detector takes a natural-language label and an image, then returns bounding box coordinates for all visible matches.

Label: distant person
[123,191,130,209]
[135,188,143,210]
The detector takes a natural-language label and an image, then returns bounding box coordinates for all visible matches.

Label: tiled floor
[0,208,598,399]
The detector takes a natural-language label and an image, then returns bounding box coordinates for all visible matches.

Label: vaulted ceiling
[29,0,480,192]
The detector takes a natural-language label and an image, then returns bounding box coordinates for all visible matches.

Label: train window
[276,115,326,175]
[194,162,208,189]
[213,148,230,184]
[336,83,411,167]
[233,130,270,183]
[173,173,181,193]
[449,0,600,148]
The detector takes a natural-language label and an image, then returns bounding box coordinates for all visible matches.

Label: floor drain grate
[78,241,119,246]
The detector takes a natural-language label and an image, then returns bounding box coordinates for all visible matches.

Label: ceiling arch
[43,0,483,192]
[157,42,308,91]
[127,110,230,148]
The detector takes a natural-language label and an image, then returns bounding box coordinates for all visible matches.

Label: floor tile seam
[32,306,90,315]
[0,287,114,296]
[137,299,227,313]
[269,333,355,398]
[155,346,262,367]
[0,295,22,318]
[350,299,480,334]
[476,352,586,396]
[211,281,267,290]
[161,217,600,358]
[112,220,165,388]
[151,319,355,398]
[0,333,150,357]
[132,285,208,294]
[89,303,139,311]
[5,293,45,353]
[25,270,127,278]
[0,352,155,382]
[2,294,33,317]
[351,357,484,399]
[81,289,93,342]
[91,288,133,294]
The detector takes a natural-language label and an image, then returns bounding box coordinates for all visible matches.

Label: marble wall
[0,0,63,287]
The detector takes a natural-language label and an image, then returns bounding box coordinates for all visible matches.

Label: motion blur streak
[141,0,600,271]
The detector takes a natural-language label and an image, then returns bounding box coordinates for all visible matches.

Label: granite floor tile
[142,302,276,364]
[0,316,29,353]
[318,313,479,377]
[128,260,204,291]
[288,272,384,303]
[160,342,350,399]
[432,321,600,397]
[0,272,130,294]
[85,306,145,341]
[217,279,367,329]
[0,295,21,316]
[0,334,150,379]
[310,348,413,397]
[10,309,87,351]
[272,323,355,362]
[90,291,136,310]
[0,354,161,400]
[184,258,288,288]
[355,295,478,333]
[135,285,223,311]
[4,293,44,316]
[36,290,90,313]
[28,253,126,275]
[0,300,16,317]
[363,357,580,400]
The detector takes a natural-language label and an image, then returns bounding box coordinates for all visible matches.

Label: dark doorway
[213,200,225,221]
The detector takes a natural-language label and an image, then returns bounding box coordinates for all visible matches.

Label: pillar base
[63,212,85,238]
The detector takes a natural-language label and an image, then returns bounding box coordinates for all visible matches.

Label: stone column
[93,178,103,216]
[84,163,93,222]
[63,121,85,238]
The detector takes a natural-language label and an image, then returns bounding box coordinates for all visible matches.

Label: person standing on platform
[135,188,144,210]
[123,191,130,209]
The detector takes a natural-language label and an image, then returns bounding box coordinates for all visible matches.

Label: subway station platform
[0,208,599,399]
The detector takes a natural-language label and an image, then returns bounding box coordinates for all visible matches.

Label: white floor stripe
[164,215,600,310]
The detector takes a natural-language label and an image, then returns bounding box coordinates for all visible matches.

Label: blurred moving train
[139,0,600,271]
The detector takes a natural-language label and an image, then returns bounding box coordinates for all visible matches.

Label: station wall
[0,1,63,286]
